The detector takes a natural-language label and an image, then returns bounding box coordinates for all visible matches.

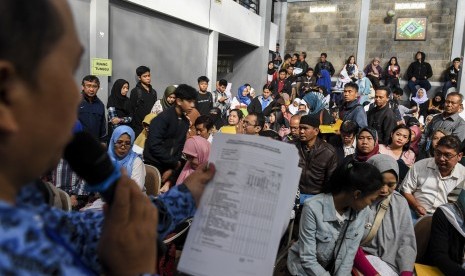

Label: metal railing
[234,0,259,14]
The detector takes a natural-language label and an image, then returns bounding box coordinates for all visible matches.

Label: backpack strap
[361,195,391,245]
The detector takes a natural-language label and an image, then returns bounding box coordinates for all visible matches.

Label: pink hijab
[176,136,211,185]
[409,125,422,155]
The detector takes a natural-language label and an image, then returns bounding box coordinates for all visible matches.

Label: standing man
[272,43,282,69]
[78,75,106,142]
[314,52,335,77]
[296,51,309,77]
[367,87,397,145]
[270,69,292,99]
[339,83,367,129]
[212,79,230,122]
[130,65,158,136]
[295,115,338,203]
[406,51,433,97]
[144,84,197,192]
[195,76,213,116]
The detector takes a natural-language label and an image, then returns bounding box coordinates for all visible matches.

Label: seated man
[443,57,461,95]
[328,120,358,165]
[242,112,265,136]
[295,115,338,203]
[406,51,433,97]
[401,135,465,221]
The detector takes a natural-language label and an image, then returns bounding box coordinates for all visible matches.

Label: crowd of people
[2,0,465,275]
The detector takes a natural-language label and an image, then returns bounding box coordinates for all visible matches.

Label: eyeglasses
[243,120,257,127]
[115,140,131,147]
[434,149,459,160]
[84,84,99,89]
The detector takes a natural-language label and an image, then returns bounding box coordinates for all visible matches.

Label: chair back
[145,164,161,196]
[414,215,433,263]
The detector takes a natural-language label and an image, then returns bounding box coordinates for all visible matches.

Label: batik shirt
[0,182,196,275]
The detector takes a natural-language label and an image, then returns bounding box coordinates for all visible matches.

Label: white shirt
[131,157,146,192]
[401,158,465,213]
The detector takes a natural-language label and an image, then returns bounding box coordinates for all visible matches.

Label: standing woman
[151,85,176,115]
[267,61,277,85]
[384,57,401,90]
[287,161,384,275]
[107,79,132,139]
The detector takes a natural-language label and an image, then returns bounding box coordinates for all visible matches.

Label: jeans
[407,79,431,96]
[442,81,456,95]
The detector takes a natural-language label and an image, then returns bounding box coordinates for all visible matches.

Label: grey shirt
[421,113,465,145]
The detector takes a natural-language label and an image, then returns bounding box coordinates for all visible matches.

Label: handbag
[325,209,354,274]
[361,195,391,245]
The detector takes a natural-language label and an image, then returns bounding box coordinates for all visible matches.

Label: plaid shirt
[51,159,87,195]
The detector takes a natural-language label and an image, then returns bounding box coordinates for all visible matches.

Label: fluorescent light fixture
[310,5,337,13]
[395,3,426,10]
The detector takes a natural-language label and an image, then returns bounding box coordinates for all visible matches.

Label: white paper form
[178,133,301,276]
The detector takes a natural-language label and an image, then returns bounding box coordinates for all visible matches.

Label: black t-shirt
[196,91,213,116]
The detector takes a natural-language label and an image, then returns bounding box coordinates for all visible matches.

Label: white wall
[122,0,262,46]
[269,22,278,51]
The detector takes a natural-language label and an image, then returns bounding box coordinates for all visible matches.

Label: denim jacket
[287,193,368,276]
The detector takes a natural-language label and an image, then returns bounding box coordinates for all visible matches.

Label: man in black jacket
[247,85,274,116]
[269,69,292,99]
[144,84,197,191]
[295,115,338,203]
[367,86,397,145]
[130,66,158,136]
[406,51,433,97]
[314,52,335,77]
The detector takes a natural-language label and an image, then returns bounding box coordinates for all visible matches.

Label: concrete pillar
[356,0,370,67]
[278,2,288,56]
[207,31,219,92]
[451,0,465,60]
[457,17,465,95]
[89,0,109,105]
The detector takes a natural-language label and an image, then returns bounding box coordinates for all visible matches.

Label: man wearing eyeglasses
[401,135,465,222]
[242,112,265,135]
[78,75,106,143]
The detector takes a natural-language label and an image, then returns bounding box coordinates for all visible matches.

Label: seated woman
[268,109,290,139]
[289,98,301,115]
[237,85,251,106]
[345,127,379,162]
[410,88,429,118]
[420,91,444,118]
[364,57,383,90]
[424,188,465,275]
[334,55,359,90]
[384,57,401,90]
[108,125,146,191]
[302,92,332,125]
[379,125,416,181]
[133,113,157,155]
[356,71,373,105]
[219,109,244,134]
[176,136,210,185]
[151,85,176,115]
[287,161,384,275]
[353,154,416,276]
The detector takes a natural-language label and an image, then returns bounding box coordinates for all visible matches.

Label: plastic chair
[144,164,161,196]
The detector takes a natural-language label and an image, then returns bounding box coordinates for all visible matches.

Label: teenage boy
[130,65,158,136]
[144,84,197,192]
[212,78,230,120]
[196,76,213,116]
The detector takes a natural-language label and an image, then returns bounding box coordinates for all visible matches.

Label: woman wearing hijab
[303,92,332,125]
[176,136,210,185]
[357,71,373,105]
[409,124,422,156]
[287,161,384,276]
[151,85,176,115]
[364,57,383,90]
[267,61,277,85]
[425,189,465,275]
[133,113,157,155]
[317,69,333,103]
[353,154,416,276]
[237,85,251,106]
[289,98,301,115]
[108,125,145,191]
[345,127,379,162]
[410,88,428,117]
[186,108,201,138]
[420,91,444,118]
[107,79,132,139]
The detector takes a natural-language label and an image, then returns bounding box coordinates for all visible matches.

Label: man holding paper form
[178,133,301,276]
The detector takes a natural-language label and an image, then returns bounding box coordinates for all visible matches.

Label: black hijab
[107,79,130,115]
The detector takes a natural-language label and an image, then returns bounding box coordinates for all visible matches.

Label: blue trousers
[407,79,431,97]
